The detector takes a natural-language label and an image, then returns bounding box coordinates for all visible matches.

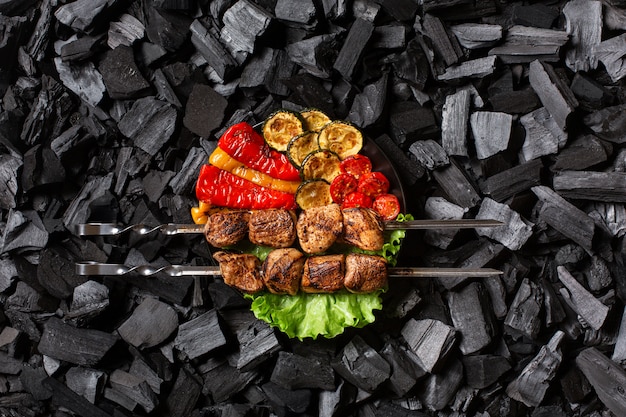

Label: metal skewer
[75,219,503,237]
[75,262,502,278]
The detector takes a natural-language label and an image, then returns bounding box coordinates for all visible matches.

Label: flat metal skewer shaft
[76,219,503,237]
[75,262,502,278]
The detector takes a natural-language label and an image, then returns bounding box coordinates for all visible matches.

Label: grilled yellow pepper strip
[208,147,301,194]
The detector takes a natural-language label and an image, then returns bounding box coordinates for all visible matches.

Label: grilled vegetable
[262,110,304,152]
[217,122,300,181]
[300,108,331,131]
[300,149,342,182]
[209,147,301,194]
[372,194,401,221]
[317,121,363,160]
[330,173,358,204]
[357,171,390,198]
[287,131,320,168]
[196,165,297,210]
[295,180,332,210]
[340,154,372,179]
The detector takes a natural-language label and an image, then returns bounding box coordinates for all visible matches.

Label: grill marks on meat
[344,253,388,293]
[301,254,345,293]
[262,248,305,295]
[296,203,343,254]
[341,207,384,251]
[249,209,297,248]
[204,211,250,247]
[213,251,264,293]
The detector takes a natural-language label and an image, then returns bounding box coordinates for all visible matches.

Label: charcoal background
[1,0,626,416]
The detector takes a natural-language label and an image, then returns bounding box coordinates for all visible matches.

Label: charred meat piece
[204,211,250,248]
[344,253,388,293]
[213,251,264,293]
[249,209,297,248]
[262,248,305,295]
[297,203,343,254]
[341,207,384,251]
[301,254,345,293]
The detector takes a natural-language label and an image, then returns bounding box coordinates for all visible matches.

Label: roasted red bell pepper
[217,122,300,181]
[196,164,296,210]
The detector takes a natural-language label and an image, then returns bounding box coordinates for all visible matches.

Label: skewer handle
[75,262,501,278]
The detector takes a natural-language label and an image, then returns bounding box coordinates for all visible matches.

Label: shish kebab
[76,204,502,254]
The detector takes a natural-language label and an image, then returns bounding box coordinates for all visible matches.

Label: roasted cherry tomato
[341,191,373,209]
[340,154,372,179]
[373,193,401,221]
[357,171,389,198]
[330,173,358,204]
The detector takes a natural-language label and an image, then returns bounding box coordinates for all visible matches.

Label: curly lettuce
[244,213,413,340]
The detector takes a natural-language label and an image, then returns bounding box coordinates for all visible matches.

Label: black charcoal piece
[174,309,226,359]
[593,34,626,83]
[417,358,463,411]
[65,366,106,404]
[488,26,569,64]
[274,0,316,24]
[462,354,511,389]
[60,35,105,61]
[506,331,565,407]
[511,3,558,28]
[271,351,335,390]
[553,171,626,203]
[318,379,357,417]
[0,209,49,254]
[53,0,114,33]
[449,23,502,49]
[372,24,406,49]
[282,73,335,116]
[207,281,250,310]
[190,19,238,81]
[332,335,390,393]
[146,6,191,52]
[583,104,626,144]
[421,14,462,66]
[577,347,626,417]
[38,318,118,366]
[447,282,496,355]
[422,196,466,249]
[560,367,592,404]
[163,367,201,417]
[408,140,449,170]
[563,0,602,72]
[481,159,543,202]
[347,72,387,128]
[432,160,481,209]
[504,278,543,340]
[285,34,337,79]
[470,111,512,160]
[532,185,596,252]
[0,154,22,209]
[220,0,272,62]
[201,359,259,402]
[182,84,227,137]
[529,60,578,131]
[117,297,178,349]
[235,320,281,372]
[552,134,610,171]
[570,73,614,110]
[0,351,23,374]
[373,133,424,185]
[557,266,609,331]
[475,197,533,251]
[437,55,497,81]
[109,369,158,413]
[54,58,105,107]
[519,107,566,162]
[107,13,145,49]
[441,89,470,157]
[118,97,176,156]
[62,173,113,230]
[380,339,426,397]
[262,381,312,417]
[401,318,455,373]
[98,46,150,100]
[333,18,374,80]
[6,281,57,312]
[393,37,429,90]
[43,377,112,417]
[389,100,438,146]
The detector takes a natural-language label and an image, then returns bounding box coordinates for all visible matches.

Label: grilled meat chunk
[204,211,250,248]
[344,253,387,293]
[297,203,343,254]
[341,207,384,251]
[249,209,297,248]
[213,251,264,293]
[301,254,345,293]
[262,248,305,295]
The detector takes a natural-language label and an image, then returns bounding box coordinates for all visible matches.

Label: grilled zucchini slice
[317,121,363,160]
[262,110,305,152]
[295,180,332,210]
[287,131,320,169]
[300,149,342,182]
[300,109,331,132]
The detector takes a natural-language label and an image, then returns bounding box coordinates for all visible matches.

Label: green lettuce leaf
[244,213,413,340]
